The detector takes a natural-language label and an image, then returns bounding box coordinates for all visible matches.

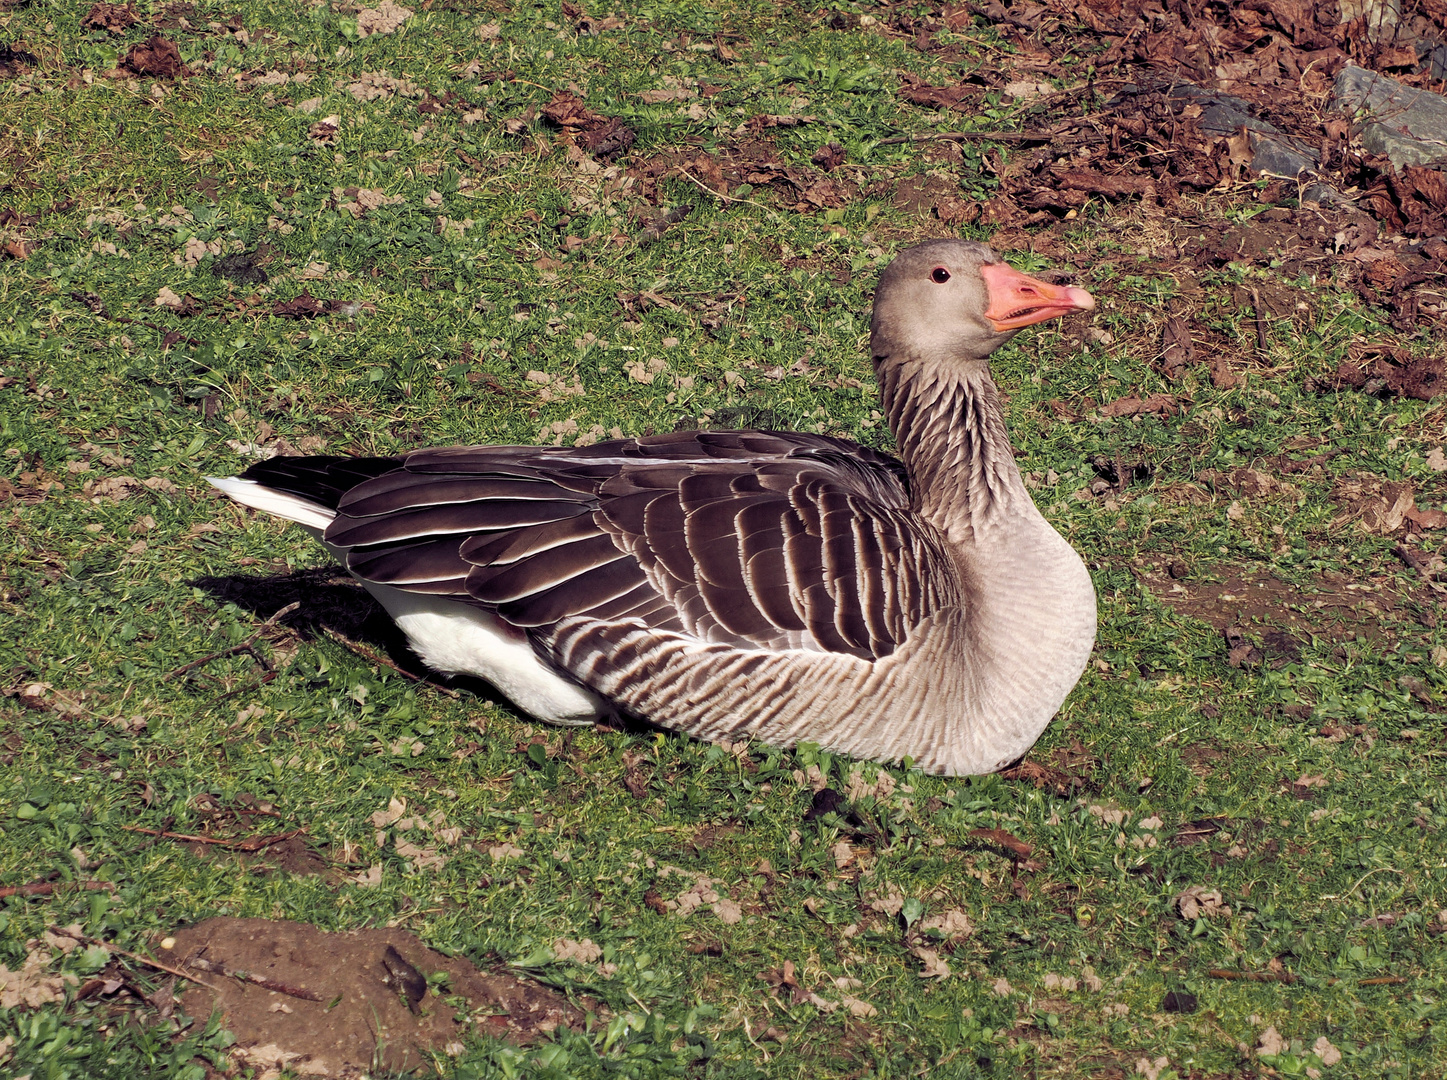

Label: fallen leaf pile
[540,90,636,162]
[1175,885,1231,920]
[118,35,188,79]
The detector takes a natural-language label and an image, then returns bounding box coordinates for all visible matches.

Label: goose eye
[931,267,951,283]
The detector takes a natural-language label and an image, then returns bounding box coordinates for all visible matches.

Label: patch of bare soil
[0,44,39,79]
[82,3,141,33]
[1002,738,1097,795]
[1138,562,1430,644]
[182,833,333,880]
[1309,344,1447,402]
[165,918,595,1077]
[1179,744,1226,779]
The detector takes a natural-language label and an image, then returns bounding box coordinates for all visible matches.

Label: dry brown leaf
[868,883,905,916]
[918,909,974,940]
[638,87,695,104]
[1257,1025,1287,1057]
[0,948,78,1009]
[552,938,602,963]
[308,117,340,144]
[1099,393,1178,418]
[1331,477,1421,534]
[1161,315,1194,378]
[1175,885,1231,919]
[968,827,1033,860]
[911,946,951,978]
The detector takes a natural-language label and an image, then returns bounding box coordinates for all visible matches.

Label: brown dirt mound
[164,918,595,1077]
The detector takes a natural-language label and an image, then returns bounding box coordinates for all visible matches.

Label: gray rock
[1167,84,1320,180]
[1338,0,1401,40]
[1169,83,1276,136]
[1334,65,1447,169]
[1426,43,1447,82]
[1300,181,1356,208]
[1244,130,1320,181]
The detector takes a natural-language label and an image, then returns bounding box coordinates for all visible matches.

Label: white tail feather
[208,476,335,535]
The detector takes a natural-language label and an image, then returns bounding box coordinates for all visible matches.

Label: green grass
[2,2,1446,1078]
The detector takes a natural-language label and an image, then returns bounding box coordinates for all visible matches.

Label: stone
[1427,44,1447,82]
[1339,0,1401,41]
[1334,65,1447,169]
[1169,84,1320,180]
[1245,131,1319,180]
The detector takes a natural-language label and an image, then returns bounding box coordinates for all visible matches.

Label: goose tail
[208,475,337,535]
[208,453,402,535]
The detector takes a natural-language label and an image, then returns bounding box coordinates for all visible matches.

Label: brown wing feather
[257,431,952,662]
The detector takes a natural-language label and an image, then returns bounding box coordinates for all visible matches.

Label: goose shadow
[187,568,511,710]
[187,569,658,737]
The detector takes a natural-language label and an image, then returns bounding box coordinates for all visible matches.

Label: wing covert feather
[252,431,955,662]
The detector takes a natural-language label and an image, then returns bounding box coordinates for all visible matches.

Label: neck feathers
[875,354,1025,541]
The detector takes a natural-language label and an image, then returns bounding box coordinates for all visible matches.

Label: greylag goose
[210,240,1096,775]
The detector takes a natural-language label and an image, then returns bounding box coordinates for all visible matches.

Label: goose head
[870,239,1095,367]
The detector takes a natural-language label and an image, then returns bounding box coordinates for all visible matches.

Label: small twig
[163,602,300,681]
[967,827,1034,863]
[740,1014,771,1063]
[50,927,224,993]
[0,879,115,899]
[1158,720,1202,746]
[1172,819,1223,842]
[186,956,323,1002]
[1392,544,1447,593]
[121,825,307,853]
[1338,865,1407,901]
[875,129,1061,146]
[212,669,279,702]
[676,170,786,221]
[1251,287,1268,353]
[319,627,461,698]
[1207,968,1298,984]
[1277,448,1345,474]
[1394,543,1435,575]
[1356,975,1409,986]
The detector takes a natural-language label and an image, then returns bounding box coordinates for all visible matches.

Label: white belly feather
[359,583,603,724]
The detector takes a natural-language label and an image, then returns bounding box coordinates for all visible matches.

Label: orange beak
[980,262,1095,332]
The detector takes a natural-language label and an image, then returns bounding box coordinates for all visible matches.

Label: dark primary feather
[240,454,401,510]
[237,430,961,663]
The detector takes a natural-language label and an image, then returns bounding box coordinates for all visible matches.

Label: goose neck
[877,355,1027,541]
